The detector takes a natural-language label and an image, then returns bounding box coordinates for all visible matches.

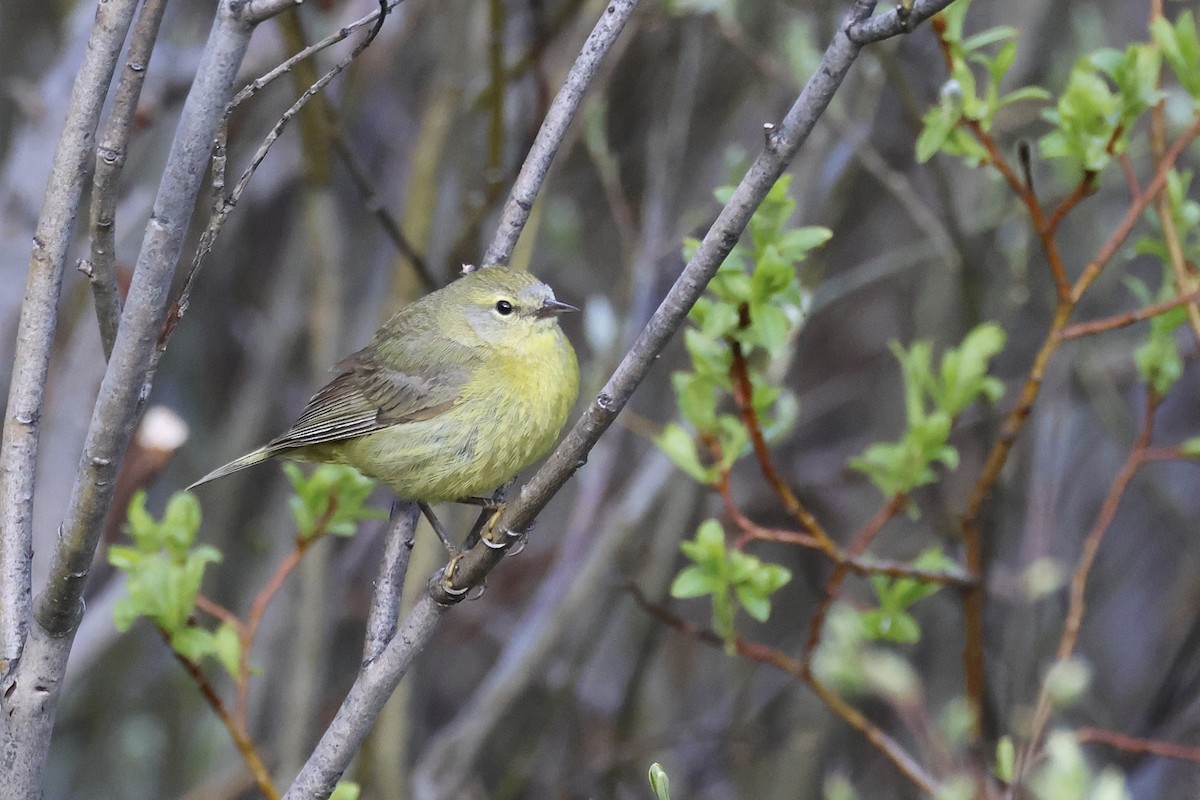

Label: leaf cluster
[284,462,385,540]
[109,491,239,676]
[917,0,1049,164]
[860,548,955,644]
[656,175,829,485]
[670,520,792,650]
[851,324,1006,498]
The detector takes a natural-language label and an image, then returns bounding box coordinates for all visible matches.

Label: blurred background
[3,0,1200,797]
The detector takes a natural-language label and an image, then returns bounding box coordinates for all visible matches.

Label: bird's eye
[495,300,514,316]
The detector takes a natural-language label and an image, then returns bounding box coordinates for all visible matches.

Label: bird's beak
[537,298,578,318]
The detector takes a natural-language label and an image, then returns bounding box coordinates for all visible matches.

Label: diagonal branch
[284,1,959,796]
[481,0,641,266]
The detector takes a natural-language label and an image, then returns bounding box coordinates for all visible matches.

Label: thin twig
[1017,390,1159,784]
[1076,727,1200,763]
[627,584,942,796]
[728,332,837,554]
[482,0,641,266]
[1058,289,1200,340]
[166,633,280,800]
[162,1,394,353]
[231,0,406,111]
[1071,116,1200,303]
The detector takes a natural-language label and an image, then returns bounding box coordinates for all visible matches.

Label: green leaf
[735,584,772,622]
[775,226,833,258]
[1153,10,1200,99]
[1135,330,1182,395]
[212,622,242,679]
[683,328,732,382]
[961,26,1017,53]
[171,627,216,663]
[995,736,1016,783]
[671,565,717,599]
[860,608,921,643]
[750,246,795,301]
[655,423,716,484]
[1179,437,1200,459]
[330,782,361,800]
[743,302,792,354]
[648,764,672,800]
[917,85,964,163]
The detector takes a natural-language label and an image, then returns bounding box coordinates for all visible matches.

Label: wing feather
[266,349,468,451]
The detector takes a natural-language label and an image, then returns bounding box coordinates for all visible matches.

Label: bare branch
[0,0,138,690]
[482,0,640,267]
[362,502,418,665]
[163,1,394,350]
[87,0,170,360]
[2,3,264,795]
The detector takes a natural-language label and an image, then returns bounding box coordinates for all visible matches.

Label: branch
[0,0,138,689]
[728,333,837,554]
[167,635,280,800]
[1058,289,1200,340]
[362,502,418,665]
[2,4,265,795]
[1076,727,1200,763]
[84,0,169,361]
[1018,390,1159,781]
[627,585,942,796]
[284,2,958,794]
[481,0,640,266]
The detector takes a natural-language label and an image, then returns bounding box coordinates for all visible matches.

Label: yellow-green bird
[189,267,580,505]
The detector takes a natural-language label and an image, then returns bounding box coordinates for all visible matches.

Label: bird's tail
[187,446,277,490]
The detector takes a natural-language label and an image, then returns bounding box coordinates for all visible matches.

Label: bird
[189,267,580,547]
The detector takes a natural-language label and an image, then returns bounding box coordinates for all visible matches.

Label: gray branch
[0,0,304,794]
[0,0,138,694]
[362,502,418,664]
[286,1,960,796]
[85,0,170,361]
[481,0,640,267]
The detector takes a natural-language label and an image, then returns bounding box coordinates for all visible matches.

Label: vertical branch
[0,3,298,795]
[85,0,170,361]
[481,0,640,267]
[0,0,139,687]
[362,503,419,664]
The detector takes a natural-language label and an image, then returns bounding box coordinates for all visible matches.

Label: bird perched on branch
[190,267,580,545]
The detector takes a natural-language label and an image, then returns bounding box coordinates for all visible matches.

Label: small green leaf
[648,763,672,800]
[1153,10,1200,99]
[860,608,921,643]
[735,585,772,622]
[1179,437,1200,459]
[671,565,717,599]
[212,622,242,679]
[330,781,361,800]
[171,627,216,663]
[961,26,1017,53]
[655,423,716,484]
[995,736,1016,783]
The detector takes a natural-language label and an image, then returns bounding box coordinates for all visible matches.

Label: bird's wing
[266,351,469,450]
